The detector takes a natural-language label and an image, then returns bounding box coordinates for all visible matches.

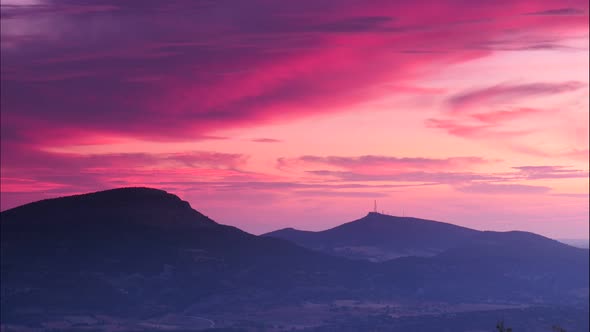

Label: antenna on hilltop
[374,200,377,213]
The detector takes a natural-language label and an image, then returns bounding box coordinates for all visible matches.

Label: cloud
[293,190,390,198]
[2,147,459,210]
[470,108,543,124]
[162,152,247,168]
[424,108,544,141]
[551,193,589,198]
[561,149,590,161]
[305,16,394,33]
[2,0,588,148]
[1,0,46,7]
[1,144,246,171]
[294,155,490,171]
[281,154,588,196]
[0,143,251,202]
[468,33,587,52]
[456,183,552,194]
[305,170,503,184]
[159,180,431,193]
[280,154,500,185]
[513,166,589,179]
[524,8,586,16]
[251,138,282,143]
[427,80,587,156]
[425,118,530,139]
[448,82,585,112]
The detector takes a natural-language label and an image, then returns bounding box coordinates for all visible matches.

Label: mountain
[385,230,589,303]
[264,212,589,303]
[558,238,590,249]
[263,212,479,261]
[1,188,371,325]
[1,188,588,331]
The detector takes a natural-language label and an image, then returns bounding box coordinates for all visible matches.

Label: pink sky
[1,0,588,238]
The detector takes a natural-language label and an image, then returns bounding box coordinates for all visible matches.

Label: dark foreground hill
[1,188,588,330]
[1,188,370,314]
[263,212,480,261]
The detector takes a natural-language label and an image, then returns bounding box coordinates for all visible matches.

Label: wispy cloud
[426,80,587,158]
[2,0,588,147]
[456,183,551,194]
[524,8,585,16]
[425,118,531,139]
[251,138,282,143]
[281,154,588,195]
[470,108,543,124]
[448,82,584,113]
[513,165,589,179]
[305,170,503,184]
[292,155,490,171]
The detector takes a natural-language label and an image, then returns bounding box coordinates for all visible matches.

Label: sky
[1,0,588,238]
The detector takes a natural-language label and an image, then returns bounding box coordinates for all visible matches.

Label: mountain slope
[264,212,479,261]
[1,188,587,329]
[264,212,589,302]
[1,188,371,321]
[379,230,589,303]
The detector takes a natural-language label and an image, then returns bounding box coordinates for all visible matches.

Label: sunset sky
[1,0,588,238]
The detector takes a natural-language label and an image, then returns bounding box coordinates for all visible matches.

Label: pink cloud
[0,143,252,207]
[280,154,587,189]
[457,182,551,194]
[470,108,544,124]
[448,82,585,113]
[295,155,490,173]
[251,138,282,143]
[281,154,500,185]
[524,8,586,16]
[562,149,590,161]
[513,165,589,179]
[426,80,587,157]
[425,118,531,139]
[2,0,588,147]
[305,170,503,184]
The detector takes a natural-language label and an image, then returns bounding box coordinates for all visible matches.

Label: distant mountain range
[1,188,588,330]
[263,212,589,264]
[558,238,590,249]
[264,212,480,261]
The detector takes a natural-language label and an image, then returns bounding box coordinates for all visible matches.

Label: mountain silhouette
[1,187,217,230]
[1,188,588,329]
[1,188,369,321]
[390,230,590,303]
[264,211,588,302]
[264,212,479,261]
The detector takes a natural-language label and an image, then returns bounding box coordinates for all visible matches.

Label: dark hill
[264,212,479,261]
[438,230,585,262]
[386,230,590,303]
[1,188,370,322]
[1,188,587,329]
[1,187,217,231]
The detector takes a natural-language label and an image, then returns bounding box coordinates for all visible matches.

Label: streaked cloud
[448,82,584,113]
[457,183,552,194]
